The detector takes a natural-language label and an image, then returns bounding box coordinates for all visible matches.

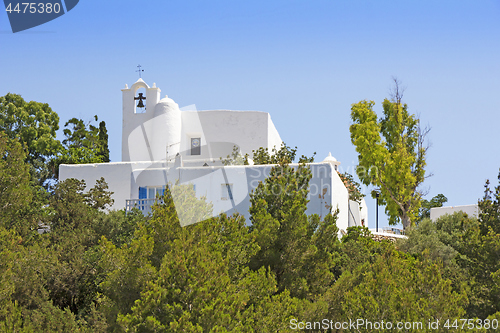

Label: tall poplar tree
[349,79,428,230]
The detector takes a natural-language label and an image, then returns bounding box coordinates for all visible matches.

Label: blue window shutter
[139,187,147,199]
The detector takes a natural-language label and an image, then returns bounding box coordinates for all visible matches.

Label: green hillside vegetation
[1,93,500,332]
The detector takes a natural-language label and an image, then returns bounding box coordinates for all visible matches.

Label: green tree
[252,142,315,165]
[332,226,394,280]
[220,145,249,165]
[0,93,61,185]
[6,177,116,330]
[479,171,500,235]
[0,227,22,321]
[0,226,91,332]
[98,231,157,332]
[418,193,448,222]
[114,191,318,332]
[97,184,214,330]
[98,119,110,163]
[53,117,110,177]
[248,152,338,299]
[142,184,214,268]
[0,133,32,232]
[399,217,463,268]
[49,178,101,233]
[86,177,114,210]
[324,249,467,332]
[398,214,476,303]
[349,79,428,230]
[117,216,272,332]
[92,209,144,247]
[42,178,115,323]
[469,170,500,317]
[398,208,500,318]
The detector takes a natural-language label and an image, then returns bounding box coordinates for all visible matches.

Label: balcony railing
[125,198,163,215]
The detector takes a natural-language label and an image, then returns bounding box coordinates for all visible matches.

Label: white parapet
[430,204,478,221]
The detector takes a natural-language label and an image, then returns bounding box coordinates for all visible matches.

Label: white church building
[59,78,367,231]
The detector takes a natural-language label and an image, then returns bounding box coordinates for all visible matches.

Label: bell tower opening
[134,87,147,113]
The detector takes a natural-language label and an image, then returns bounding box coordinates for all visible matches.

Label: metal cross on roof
[136,64,144,78]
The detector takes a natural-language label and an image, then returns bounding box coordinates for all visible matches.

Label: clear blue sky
[1,0,499,229]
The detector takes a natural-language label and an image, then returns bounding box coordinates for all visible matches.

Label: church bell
[135,92,146,109]
[136,98,145,108]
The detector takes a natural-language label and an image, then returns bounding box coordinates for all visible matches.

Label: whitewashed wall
[60,161,354,231]
[177,162,348,229]
[60,162,133,210]
[430,204,478,221]
[181,110,273,161]
[359,198,368,226]
[267,113,283,151]
[330,167,349,231]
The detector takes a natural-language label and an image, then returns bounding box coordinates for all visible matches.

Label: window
[191,137,201,155]
[151,186,165,199]
[139,186,165,199]
[221,183,233,200]
[139,187,147,199]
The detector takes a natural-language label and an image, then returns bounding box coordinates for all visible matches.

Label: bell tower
[121,78,161,161]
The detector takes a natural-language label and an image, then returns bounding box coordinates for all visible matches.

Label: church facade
[59,79,367,231]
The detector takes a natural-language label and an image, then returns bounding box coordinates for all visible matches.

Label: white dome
[323,152,338,163]
[154,95,180,115]
[158,95,178,107]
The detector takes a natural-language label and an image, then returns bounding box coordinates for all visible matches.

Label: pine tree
[248,149,338,299]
